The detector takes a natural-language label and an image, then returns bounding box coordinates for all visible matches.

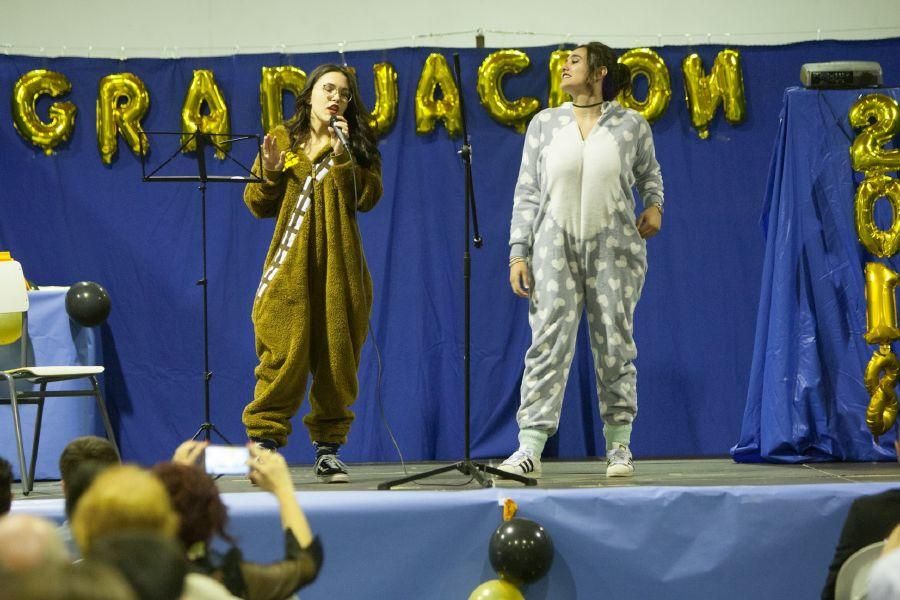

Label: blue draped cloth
[732,87,900,463]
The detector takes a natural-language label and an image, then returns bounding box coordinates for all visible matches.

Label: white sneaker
[606,444,634,477]
[498,449,542,477]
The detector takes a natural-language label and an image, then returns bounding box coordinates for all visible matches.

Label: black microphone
[329,115,351,156]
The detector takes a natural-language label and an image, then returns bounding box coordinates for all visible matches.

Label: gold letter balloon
[415,53,462,137]
[11,69,77,155]
[96,73,150,164]
[547,49,571,109]
[617,48,671,124]
[477,50,540,133]
[260,66,307,134]
[369,62,399,138]
[181,70,230,159]
[681,49,746,139]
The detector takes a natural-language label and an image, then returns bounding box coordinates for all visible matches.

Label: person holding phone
[162,441,322,599]
[242,64,382,483]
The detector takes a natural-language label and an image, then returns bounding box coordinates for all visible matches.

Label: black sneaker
[313,442,350,483]
[250,437,279,452]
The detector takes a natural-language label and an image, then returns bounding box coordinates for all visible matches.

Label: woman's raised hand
[261,133,286,172]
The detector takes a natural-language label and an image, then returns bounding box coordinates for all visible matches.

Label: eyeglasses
[321,83,352,103]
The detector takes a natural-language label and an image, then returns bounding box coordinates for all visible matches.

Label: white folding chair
[0,260,119,495]
[835,540,886,600]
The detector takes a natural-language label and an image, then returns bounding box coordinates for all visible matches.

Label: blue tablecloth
[0,287,104,480]
[732,87,900,463]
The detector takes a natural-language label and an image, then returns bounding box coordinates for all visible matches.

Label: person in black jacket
[822,442,900,599]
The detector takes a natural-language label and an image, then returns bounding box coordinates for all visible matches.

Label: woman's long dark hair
[577,42,632,101]
[285,64,380,169]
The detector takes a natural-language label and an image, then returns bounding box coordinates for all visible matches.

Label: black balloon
[488,518,554,585]
[65,281,111,327]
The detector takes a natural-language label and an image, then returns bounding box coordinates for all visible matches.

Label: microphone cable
[344,133,474,488]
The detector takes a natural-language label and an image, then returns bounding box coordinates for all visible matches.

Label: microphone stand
[140,130,264,444]
[378,53,536,489]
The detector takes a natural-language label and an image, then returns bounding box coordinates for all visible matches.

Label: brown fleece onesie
[242,125,382,447]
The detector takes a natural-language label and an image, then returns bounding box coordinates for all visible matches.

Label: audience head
[0,457,12,516]
[4,560,137,600]
[71,464,179,554]
[869,548,900,600]
[59,436,120,488]
[151,462,230,550]
[0,514,69,573]
[89,531,188,600]
[64,460,114,519]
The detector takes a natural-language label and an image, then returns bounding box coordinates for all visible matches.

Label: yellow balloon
[260,66,307,135]
[368,62,399,138]
[849,94,900,176]
[547,49,571,108]
[617,48,671,123]
[11,69,77,155]
[855,175,900,258]
[468,579,525,600]
[864,345,900,438]
[415,53,462,137]
[865,262,900,345]
[0,313,22,345]
[96,73,150,165]
[681,49,746,139]
[181,69,230,159]
[477,49,540,133]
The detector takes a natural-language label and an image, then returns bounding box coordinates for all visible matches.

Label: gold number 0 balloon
[855,175,900,258]
[864,345,900,438]
[617,48,671,124]
[11,69,77,155]
[476,49,540,133]
[96,73,150,164]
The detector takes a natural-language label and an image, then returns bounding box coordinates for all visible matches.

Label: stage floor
[15,457,900,500]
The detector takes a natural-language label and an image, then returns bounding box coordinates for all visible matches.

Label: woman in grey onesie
[500,42,664,478]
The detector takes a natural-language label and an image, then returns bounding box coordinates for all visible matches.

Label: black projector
[800,61,883,89]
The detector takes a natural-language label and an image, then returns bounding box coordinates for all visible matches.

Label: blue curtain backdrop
[2,40,899,467]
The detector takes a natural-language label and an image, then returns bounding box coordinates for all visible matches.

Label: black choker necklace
[572,100,604,108]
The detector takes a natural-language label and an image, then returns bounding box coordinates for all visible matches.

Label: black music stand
[140,131,263,443]
[378,54,537,489]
